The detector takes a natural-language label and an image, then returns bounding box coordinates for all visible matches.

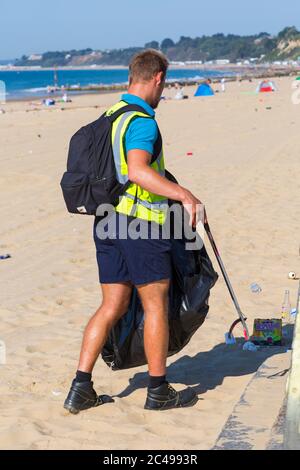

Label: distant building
[215,59,230,65]
[0,63,13,69]
[185,60,203,65]
[65,54,71,60]
[28,54,42,61]
[170,61,186,66]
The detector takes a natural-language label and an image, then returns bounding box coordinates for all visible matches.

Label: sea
[0,68,231,100]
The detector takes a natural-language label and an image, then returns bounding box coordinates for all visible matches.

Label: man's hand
[180,188,203,228]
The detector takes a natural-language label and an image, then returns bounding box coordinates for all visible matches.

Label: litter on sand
[252,319,283,346]
[43,99,55,107]
[0,254,11,260]
[243,341,259,352]
[288,271,298,280]
[250,283,262,293]
[225,332,236,345]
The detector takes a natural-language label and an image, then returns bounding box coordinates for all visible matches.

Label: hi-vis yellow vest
[106,101,168,225]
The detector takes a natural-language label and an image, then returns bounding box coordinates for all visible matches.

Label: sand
[0,77,299,450]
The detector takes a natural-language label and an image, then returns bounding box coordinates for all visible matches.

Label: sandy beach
[0,76,299,450]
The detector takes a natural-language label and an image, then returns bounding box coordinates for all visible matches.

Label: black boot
[144,382,198,411]
[64,381,104,414]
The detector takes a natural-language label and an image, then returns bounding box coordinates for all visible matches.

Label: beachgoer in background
[206,78,213,90]
[221,78,226,92]
[43,98,56,106]
[174,83,188,100]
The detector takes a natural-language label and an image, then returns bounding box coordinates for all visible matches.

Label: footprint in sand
[69,257,87,265]
[68,317,85,326]
[26,345,38,353]
[26,339,65,354]
[40,309,51,315]
[61,273,79,283]
[51,271,68,278]
[38,283,58,291]
[51,271,78,287]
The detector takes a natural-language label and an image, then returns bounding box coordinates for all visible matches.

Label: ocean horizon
[0,68,231,100]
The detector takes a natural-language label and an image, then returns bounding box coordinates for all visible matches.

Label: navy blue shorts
[93,213,172,286]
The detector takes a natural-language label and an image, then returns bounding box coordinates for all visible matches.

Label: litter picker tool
[203,209,250,341]
[296,245,300,316]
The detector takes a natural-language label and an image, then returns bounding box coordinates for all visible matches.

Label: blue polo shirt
[122,93,158,156]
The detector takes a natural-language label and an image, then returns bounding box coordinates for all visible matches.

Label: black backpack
[60,104,151,215]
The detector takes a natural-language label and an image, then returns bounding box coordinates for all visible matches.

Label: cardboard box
[251,319,283,346]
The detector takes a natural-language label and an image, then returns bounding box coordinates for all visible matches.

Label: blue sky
[1,0,300,59]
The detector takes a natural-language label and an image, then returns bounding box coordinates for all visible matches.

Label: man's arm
[127,149,202,227]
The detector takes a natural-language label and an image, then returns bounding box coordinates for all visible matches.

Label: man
[64,50,201,413]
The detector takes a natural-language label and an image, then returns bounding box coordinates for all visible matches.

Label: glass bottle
[281,290,291,323]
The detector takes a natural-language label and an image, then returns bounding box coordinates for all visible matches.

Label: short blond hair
[129,49,169,84]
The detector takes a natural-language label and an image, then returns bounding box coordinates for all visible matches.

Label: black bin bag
[101,172,219,370]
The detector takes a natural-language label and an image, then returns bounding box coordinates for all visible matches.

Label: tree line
[15,27,300,67]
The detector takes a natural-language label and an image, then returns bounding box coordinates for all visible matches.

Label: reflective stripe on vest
[106,101,168,225]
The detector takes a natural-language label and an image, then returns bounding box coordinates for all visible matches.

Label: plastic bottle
[250,283,262,294]
[281,290,291,322]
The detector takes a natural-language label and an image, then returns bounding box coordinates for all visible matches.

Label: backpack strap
[106,102,161,173]
[107,102,160,161]
[106,103,152,122]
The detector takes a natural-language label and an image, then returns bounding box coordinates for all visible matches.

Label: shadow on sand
[115,324,294,399]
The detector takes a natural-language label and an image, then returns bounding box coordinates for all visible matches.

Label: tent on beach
[257,80,276,93]
[194,83,214,97]
[292,77,300,89]
[294,76,300,86]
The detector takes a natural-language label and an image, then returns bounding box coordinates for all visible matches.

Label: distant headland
[5,26,300,69]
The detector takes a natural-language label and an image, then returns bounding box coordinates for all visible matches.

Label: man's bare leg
[78,282,132,373]
[137,279,170,377]
[64,282,132,413]
[137,279,198,410]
